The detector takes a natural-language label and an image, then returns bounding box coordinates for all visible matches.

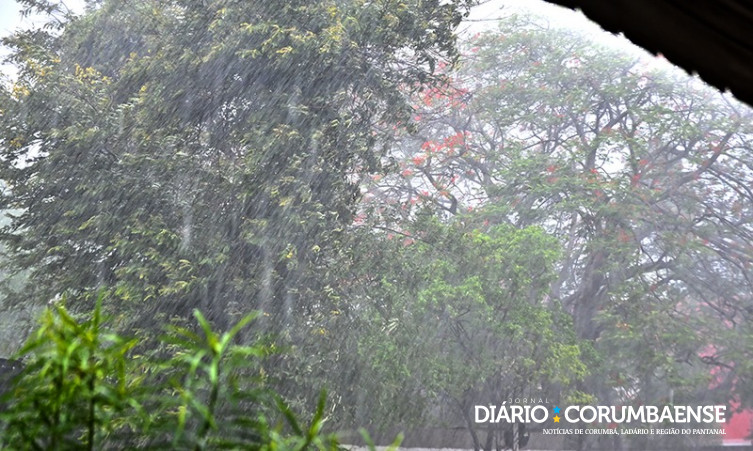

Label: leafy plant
[0,291,137,449]
[0,292,355,450]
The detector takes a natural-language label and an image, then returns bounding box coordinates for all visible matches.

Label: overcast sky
[0,0,81,34]
[0,1,22,37]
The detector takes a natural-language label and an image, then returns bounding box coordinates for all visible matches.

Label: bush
[0,292,348,450]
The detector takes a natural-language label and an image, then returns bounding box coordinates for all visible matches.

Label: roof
[543,0,753,106]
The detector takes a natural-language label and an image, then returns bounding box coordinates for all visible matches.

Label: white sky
[466,0,599,32]
[0,0,84,35]
[466,0,657,58]
[0,1,23,37]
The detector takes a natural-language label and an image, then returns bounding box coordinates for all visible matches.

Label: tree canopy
[0,0,471,332]
[361,15,753,448]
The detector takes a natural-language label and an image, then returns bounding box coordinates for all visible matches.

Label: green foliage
[6,2,750,448]
[0,211,35,357]
[0,294,348,450]
[342,14,753,449]
[330,215,586,432]
[0,292,136,449]
[364,13,753,412]
[0,0,477,443]
[0,0,472,335]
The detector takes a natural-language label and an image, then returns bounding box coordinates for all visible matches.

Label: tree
[323,214,586,450]
[362,15,753,448]
[0,0,472,337]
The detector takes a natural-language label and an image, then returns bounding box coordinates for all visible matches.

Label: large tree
[344,216,585,448]
[0,0,471,337]
[362,15,753,448]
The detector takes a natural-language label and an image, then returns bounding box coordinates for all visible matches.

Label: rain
[0,1,752,450]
